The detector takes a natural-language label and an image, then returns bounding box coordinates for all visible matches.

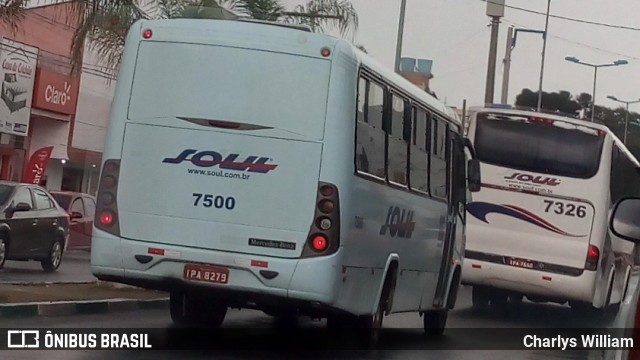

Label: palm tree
[38,0,359,75]
[0,0,28,34]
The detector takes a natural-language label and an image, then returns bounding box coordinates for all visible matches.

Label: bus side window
[431,118,448,198]
[356,77,386,178]
[357,77,366,124]
[410,108,429,194]
[388,94,408,185]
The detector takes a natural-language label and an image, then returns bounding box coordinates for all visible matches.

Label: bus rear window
[474,112,604,179]
[127,42,331,139]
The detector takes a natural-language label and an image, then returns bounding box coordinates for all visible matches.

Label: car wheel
[41,239,63,273]
[0,236,7,269]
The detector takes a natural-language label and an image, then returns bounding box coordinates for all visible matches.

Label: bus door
[432,128,463,307]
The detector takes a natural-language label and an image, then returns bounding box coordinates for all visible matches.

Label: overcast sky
[284,0,640,111]
[27,0,640,111]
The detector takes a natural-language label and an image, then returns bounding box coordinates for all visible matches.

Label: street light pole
[625,102,629,144]
[395,0,407,73]
[607,95,640,145]
[537,0,551,111]
[565,56,629,122]
[591,67,597,122]
[484,0,504,105]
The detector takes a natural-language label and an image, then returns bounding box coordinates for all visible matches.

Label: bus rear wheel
[423,309,448,337]
[472,286,491,309]
[170,291,227,328]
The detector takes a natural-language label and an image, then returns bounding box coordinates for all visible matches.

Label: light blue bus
[90,18,480,338]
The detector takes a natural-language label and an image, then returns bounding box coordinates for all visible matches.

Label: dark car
[49,191,96,251]
[0,182,70,272]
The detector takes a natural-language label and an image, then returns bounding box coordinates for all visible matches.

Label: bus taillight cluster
[585,244,600,271]
[95,159,121,236]
[302,182,341,258]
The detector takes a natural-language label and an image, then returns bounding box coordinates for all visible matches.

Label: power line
[502,19,640,61]
[479,0,640,32]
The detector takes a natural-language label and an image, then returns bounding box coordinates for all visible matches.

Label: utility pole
[501,26,514,105]
[395,0,407,72]
[484,0,504,105]
[536,0,551,111]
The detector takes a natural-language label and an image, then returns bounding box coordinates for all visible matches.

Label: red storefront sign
[32,68,80,115]
[23,146,54,185]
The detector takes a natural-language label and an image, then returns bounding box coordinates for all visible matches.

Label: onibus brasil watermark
[6,330,152,350]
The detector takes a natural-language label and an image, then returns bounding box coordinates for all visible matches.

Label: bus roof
[468,106,640,167]
[130,18,460,127]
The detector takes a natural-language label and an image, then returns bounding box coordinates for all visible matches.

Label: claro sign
[32,68,80,115]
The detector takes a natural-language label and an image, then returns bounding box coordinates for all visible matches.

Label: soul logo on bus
[379,206,415,239]
[163,149,278,173]
[504,172,561,186]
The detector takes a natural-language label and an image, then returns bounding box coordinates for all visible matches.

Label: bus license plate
[506,257,535,269]
[183,264,229,284]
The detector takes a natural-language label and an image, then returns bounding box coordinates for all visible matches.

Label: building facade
[0,2,114,195]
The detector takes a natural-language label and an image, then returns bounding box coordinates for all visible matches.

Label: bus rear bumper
[90,231,342,314]
[461,259,596,302]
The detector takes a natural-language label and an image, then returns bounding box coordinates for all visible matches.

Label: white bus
[462,106,639,313]
[90,18,481,336]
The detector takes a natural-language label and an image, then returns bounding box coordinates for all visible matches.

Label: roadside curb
[0,280,98,286]
[0,297,169,318]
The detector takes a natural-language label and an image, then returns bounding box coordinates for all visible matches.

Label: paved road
[0,251,95,284]
[0,286,614,360]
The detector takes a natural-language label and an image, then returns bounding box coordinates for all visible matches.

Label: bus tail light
[301,182,340,258]
[311,235,328,252]
[585,245,600,271]
[95,159,121,237]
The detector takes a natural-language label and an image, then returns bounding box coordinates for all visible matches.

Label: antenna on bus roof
[237,18,312,32]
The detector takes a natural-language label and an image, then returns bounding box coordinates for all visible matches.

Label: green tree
[514,88,640,160]
[514,88,581,116]
[0,0,27,33]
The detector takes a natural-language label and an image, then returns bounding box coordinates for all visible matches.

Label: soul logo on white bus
[163,149,278,173]
[504,172,561,186]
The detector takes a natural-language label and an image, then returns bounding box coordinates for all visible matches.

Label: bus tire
[508,294,523,306]
[423,309,448,337]
[272,312,299,328]
[490,290,508,309]
[354,270,395,347]
[170,292,227,328]
[570,301,597,316]
[472,286,491,309]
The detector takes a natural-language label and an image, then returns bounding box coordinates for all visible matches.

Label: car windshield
[0,184,14,205]
[51,193,71,210]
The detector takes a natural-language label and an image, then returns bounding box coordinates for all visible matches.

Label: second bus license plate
[505,257,535,269]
